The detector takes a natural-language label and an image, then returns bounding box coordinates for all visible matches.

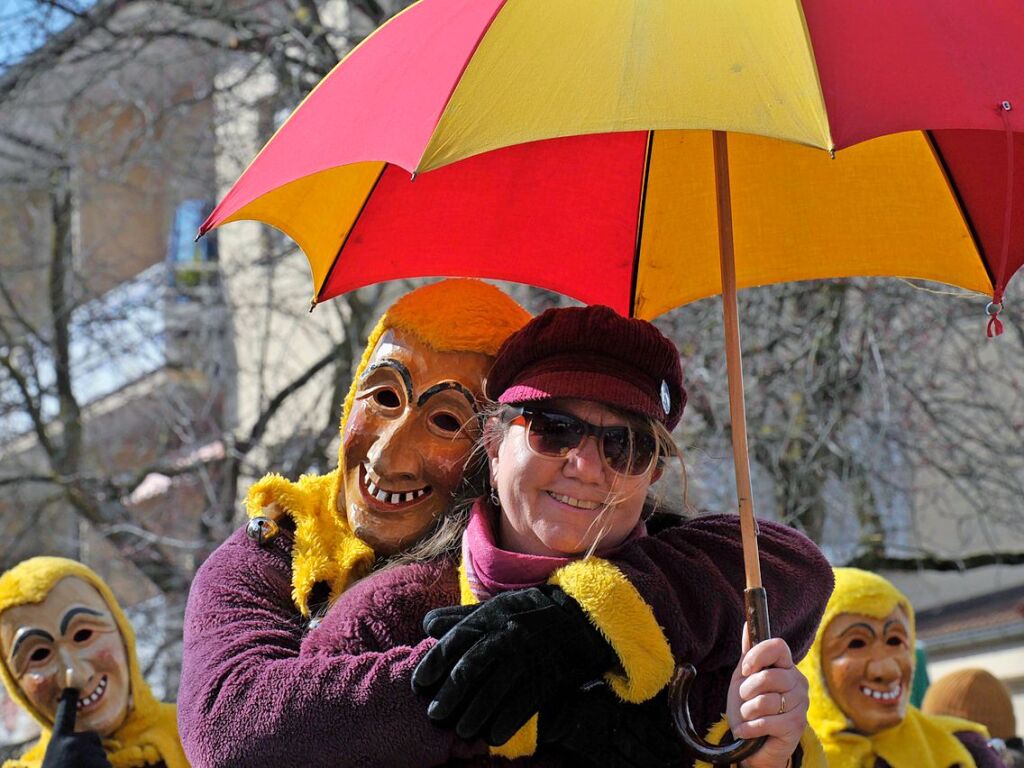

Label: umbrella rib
[923,131,995,290]
[628,131,654,318]
[315,163,389,304]
[414,0,510,173]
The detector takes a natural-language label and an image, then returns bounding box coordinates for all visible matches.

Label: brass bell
[246,516,280,546]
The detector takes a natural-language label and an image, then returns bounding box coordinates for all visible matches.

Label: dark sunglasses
[502,405,659,476]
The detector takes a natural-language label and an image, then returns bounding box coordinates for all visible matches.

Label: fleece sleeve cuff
[550,557,674,703]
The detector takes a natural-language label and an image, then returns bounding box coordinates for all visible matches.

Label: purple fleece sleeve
[177,527,467,768]
[607,515,834,734]
[957,731,1006,768]
[302,561,562,768]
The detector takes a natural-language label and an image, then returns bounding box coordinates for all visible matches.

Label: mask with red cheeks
[821,607,914,735]
[0,577,130,737]
[341,328,492,555]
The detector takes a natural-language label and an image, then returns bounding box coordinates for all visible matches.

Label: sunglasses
[502,406,659,476]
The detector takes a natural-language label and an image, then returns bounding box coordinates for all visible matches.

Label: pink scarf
[462,498,645,600]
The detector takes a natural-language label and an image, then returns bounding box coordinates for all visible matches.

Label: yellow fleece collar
[0,558,187,768]
[798,568,987,768]
[246,471,374,616]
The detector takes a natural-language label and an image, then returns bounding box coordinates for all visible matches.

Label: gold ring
[778,693,787,715]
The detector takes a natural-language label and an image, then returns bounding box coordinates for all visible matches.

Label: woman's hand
[412,586,616,745]
[726,628,808,768]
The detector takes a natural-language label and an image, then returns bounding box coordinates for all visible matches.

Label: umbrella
[201,0,1023,321]
[201,1,1023,761]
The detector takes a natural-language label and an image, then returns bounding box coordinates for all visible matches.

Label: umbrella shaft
[713,131,763,591]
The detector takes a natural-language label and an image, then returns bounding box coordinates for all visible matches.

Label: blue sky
[0,0,88,72]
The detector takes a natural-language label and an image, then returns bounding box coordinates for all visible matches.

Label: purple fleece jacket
[178,514,831,767]
[178,526,484,768]
[299,514,833,766]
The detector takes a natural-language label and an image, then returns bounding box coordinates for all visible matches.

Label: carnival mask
[821,606,913,735]
[0,576,130,737]
[342,328,492,554]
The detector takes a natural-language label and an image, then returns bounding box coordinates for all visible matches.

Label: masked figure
[798,567,1001,768]
[177,279,532,767]
[0,558,187,768]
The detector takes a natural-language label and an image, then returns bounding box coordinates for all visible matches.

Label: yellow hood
[797,568,986,768]
[0,557,188,768]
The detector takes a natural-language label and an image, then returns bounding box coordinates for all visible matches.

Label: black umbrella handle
[669,587,771,765]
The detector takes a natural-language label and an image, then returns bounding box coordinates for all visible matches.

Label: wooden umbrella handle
[669,588,771,764]
[667,131,771,764]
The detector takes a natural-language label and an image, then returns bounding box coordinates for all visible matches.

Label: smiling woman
[0,557,187,768]
[298,305,834,768]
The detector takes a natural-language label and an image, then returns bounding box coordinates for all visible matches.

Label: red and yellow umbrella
[203,0,1023,324]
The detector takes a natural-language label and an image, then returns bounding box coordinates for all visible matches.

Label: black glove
[42,688,112,768]
[540,686,687,768]
[411,586,617,745]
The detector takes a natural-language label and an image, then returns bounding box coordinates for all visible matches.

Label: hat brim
[497,368,666,425]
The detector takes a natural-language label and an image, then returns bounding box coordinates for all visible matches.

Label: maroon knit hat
[485,305,686,429]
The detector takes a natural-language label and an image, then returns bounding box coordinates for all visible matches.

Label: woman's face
[821,607,913,735]
[490,399,657,558]
[0,577,131,737]
[342,329,492,554]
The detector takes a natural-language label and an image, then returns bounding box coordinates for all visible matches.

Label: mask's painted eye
[373,388,401,408]
[29,647,50,662]
[431,413,462,433]
[848,638,866,649]
[73,629,93,643]
[886,636,904,647]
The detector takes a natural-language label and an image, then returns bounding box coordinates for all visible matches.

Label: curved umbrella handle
[669,587,771,765]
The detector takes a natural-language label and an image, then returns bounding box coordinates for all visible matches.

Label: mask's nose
[366,416,424,482]
[865,654,902,685]
[58,647,91,691]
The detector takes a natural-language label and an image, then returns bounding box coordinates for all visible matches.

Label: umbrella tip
[829,146,836,160]
[309,297,317,314]
[410,171,417,182]
[194,229,204,243]
[986,300,1004,338]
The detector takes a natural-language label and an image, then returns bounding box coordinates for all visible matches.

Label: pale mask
[1,576,130,737]
[821,607,913,735]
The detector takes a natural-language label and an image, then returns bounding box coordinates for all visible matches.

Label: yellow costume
[0,558,188,768]
[798,567,987,768]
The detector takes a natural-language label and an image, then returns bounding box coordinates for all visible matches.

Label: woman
[0,557,187,768]
[302,305,832,767]
[797,567,1002,768]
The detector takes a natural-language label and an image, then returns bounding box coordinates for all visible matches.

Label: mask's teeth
[374,489,388,502]
[366,479,377,495]
[389,493,401,504]
[416,489,427,498]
